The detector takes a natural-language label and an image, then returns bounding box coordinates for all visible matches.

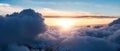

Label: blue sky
[0,0,120,16]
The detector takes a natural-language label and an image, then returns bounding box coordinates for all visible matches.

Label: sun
[56,18,74,29]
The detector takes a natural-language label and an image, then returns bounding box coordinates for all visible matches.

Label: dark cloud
[109,18,120,26]
[59,36,117,51]
[108,30,120,44]
[71,27,112,38]
[6,43,30,51]
[0,9,46,51]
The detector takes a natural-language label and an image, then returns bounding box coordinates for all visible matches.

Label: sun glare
[56,18,74,29]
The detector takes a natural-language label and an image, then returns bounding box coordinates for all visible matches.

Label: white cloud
[35,8,102,16]
[27,1,120,9]
[0,3,10,7]
[0,3,102,16]
[0,3,23,15]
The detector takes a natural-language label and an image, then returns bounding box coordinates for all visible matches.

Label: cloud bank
[0,3,120,51]
[34,18,120,51]
[59,36,117,51]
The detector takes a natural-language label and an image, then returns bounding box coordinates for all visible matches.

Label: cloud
[0,9,46,51]
[0,3,23,15]
[35,8,102,16]
[70,27,112,38]
[28,1,120,10]
[0,2,120,51]
[108,29,120,44]
[31,1,89,5]
[59,36,118,51]
[21,18,120,51]
[7,43,30,51]
[0,3,10,7]
[109,18,120,26]
[0,3,102,16]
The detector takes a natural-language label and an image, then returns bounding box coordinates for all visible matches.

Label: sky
[0,0,120,16]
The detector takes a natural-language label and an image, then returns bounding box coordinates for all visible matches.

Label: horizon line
[43,16,119,18]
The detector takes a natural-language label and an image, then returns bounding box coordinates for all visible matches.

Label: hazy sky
[0,0,120,16]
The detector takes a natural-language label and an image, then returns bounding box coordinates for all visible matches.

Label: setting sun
[45,18,117,27]
[56,19,74,29]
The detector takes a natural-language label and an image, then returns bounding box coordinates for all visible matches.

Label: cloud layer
[0,3,120,51]
[34,18,120,51]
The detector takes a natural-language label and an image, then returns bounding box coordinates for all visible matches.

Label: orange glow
[45,18,117,26]
[45,18,117,35]
[56,19,75,29]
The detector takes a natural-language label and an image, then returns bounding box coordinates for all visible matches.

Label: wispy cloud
[0,3,23,15]
[0,0,120,16]
[0,3,10,7]
[0,3,102,16]
[27,1,120,9]
[35,8,102,16]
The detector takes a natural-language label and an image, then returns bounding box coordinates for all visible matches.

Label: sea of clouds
[0,9,120,51]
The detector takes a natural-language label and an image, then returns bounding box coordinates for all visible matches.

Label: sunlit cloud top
[0,0,120,16]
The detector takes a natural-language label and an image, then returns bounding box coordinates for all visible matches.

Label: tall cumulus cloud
[0,9,46,51]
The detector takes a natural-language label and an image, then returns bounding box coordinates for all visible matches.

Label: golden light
[45,18,118,27]
[56,18,74,29]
